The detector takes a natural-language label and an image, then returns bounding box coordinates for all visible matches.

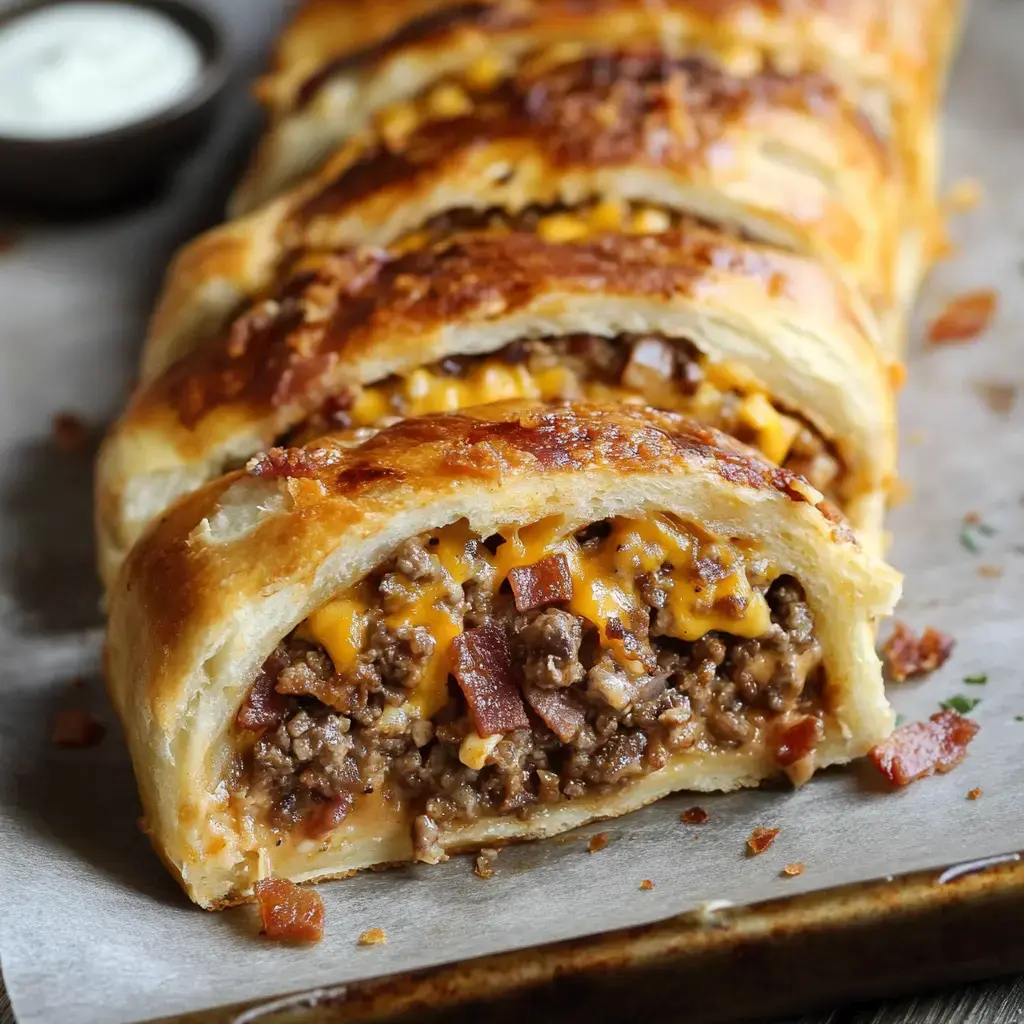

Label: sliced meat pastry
[235,0,960,267]
[97,220,895,587]
[146,46,898,379]
[105,402,901,909]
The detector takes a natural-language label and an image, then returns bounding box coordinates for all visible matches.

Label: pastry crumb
[358,927,387,946]
[976,564,1002,579]
[639,879,655,891]
[473,848,499,879]
[781,862,805,878]
[967,787,983,801]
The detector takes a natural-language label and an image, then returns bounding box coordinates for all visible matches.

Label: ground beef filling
[288,333,843,501]
[238,536,825,837]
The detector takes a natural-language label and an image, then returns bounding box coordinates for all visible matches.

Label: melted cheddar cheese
[347,352,802,473]
[302,515,774,722]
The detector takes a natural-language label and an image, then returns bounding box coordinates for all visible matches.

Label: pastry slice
[96,220,895,587]
[105,402,901,909]
[144,48,897,380]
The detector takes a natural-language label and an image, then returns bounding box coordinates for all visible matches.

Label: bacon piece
[869,710,979,787]
[508,553,573,611]
[523,683,585,742]
[680,806,709,825]
[51,709,105,749]
[773,715,823,767]
[236,672,289,730]
[451,624,529,735]
[882,622,955,682]
[254,878,325,943]
[746,827,780,855]
[927,290,997,345]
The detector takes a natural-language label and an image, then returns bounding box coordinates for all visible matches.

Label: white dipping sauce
[0,2,204,139]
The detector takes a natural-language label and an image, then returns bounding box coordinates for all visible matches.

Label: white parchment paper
[1,2,1022,1022]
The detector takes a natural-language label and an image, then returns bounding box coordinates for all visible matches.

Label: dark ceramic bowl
[0,0,230,214]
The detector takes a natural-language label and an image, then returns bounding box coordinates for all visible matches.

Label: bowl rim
[0,0,232,152]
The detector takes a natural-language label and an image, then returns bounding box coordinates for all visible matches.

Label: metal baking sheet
[1,2,1022,1022]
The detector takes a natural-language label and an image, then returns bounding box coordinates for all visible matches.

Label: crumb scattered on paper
[51,709,105,749]
[358,928,387,946]
[588,832,609,854]
[52,412,92,454]
[973,382,1017,415]
[977,565,1002,579]
[473,848,498,879]
[967,787,983,801]
[882,622,955,682]
[781,863,805,878]
[945,178,984,212]
[927,290,997,345]
[746,827,780,856]
[680,806,709,825]
[639,879,655,891]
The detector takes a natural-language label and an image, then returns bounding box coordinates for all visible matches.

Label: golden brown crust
[289,53,895,298]
[96,220,894,587]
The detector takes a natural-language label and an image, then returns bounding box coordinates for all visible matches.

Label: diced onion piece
[450,624,530,735]
[458,731,502,770]
[508,553,573,611]
[622,337,675,391]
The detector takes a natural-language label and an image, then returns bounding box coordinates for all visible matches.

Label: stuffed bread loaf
[105,403,901,909]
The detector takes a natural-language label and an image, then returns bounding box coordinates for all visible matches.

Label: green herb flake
[963,673,988,685]
[940,695,980,715]
[1015,716,1024,723]
[894,714,906,726]
[959,526,981,554]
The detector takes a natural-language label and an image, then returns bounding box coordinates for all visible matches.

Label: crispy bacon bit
[868,710,980,787]
[639,879,655,891]
[523,683,585,742]
[588,832,610,854]
[305,794,354,839]
[681,806,709,825]
[237,673,289,730]
[358,927,387,946]
[473,848,499,879]
[451,624,529,735]
[927,290,997,345]
[882,622,956,683]
[746,827,780,856]
[51,709,105,749]
[254,878,325,943]
[247,446,323,479]
[967,787,983,800]
[773,715,823,767]
[622,336,675,390]
[508,554,573,611]
[782,862,805,878]
[52,412,91,454]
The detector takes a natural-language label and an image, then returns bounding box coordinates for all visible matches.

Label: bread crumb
[473,848,498,879]
[358,927,387,946]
